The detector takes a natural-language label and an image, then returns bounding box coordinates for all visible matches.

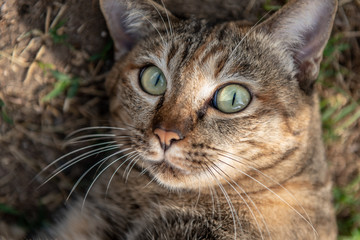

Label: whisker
[199,163,220,219]
[68,133,116,140]
[36,142,119,187]
[207,184,216,219]
[139,164,149,176]
[193,183,202,210]
[123,154,138,178]
[248,166,313,229]
[204,163,241,240]
[38,141,117,175]
[160,0,173,37]
[129,9,166,46]
[66,160,106,202]
[149,1,170,39]
[143,173,157,188]
[228,10,272,61]
[211,162,267,240]
[40,145,122,187]
[119,122,137,130]
[81,149,135,209]
[208,180,222,222]
[64,134,118,145]
[65,136,128,145]
[66,126,127,138]
[92,140,135,176]
[124,156,141,183]
[66,148,132,201]
[106,152,139,196]
[217,150,314,225]
[217,152,317,237]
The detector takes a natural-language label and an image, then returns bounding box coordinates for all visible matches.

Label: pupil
[154,73,161,86]
[232,92,236,106]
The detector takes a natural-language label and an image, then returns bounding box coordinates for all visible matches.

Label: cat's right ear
[100,0,177,60]
[257,0,338,94]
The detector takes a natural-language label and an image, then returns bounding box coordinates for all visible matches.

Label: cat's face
[107,20,310,190]
[101,0,336,190]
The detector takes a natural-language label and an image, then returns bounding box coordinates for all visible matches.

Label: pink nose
[154,128,181,150]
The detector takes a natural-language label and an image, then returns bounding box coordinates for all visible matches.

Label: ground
[0,0,359,239]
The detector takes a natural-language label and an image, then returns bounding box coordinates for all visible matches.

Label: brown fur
[38,0,338,239]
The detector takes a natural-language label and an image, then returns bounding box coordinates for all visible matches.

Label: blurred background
[0,0,359,239]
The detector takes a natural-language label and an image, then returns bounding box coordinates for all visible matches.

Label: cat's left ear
[100,0,177,60]
[258,0,338,93]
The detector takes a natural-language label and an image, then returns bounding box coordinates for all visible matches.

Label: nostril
[154,128,182,150]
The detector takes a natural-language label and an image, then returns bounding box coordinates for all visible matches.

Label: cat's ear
[100,0,177,60]
[258,0,337,93]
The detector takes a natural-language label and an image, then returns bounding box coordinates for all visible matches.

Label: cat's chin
[141,158,205,190]
[146,158,192,176]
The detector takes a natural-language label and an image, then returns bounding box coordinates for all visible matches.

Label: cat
[37,0,338,239]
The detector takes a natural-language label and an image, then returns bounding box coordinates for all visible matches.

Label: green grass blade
[322,104,340,122]
[67,78,80,98]
[333,102,358,123]
[0,98,13,124]
[339,108,360,130]
[0,203,20,215]
[42,80,71,102]
[41,70,80,102]
[263,0,282,11]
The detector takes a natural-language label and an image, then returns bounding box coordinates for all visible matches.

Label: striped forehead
[147,36,238,82]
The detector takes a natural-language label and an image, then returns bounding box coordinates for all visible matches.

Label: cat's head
[100,0,337,191]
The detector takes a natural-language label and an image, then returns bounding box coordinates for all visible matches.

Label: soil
[0,0,359,239]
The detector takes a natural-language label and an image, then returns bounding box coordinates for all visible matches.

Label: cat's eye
[213,84,251,113]
[140,66,167,95]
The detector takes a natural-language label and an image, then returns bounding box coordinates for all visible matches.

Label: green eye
[213,84,251,113]
[140,66,167,95]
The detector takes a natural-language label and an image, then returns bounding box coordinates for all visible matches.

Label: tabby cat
[38,0,338,239]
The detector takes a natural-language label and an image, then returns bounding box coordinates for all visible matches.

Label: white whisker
[106,152,139,195]
[66,136,127,145]
[217,152,317,237]
[228,10,272,60]
[66,158,108,201]
[36,141,117,177]
[149,1,170,39]
[211,163,267,240]
[204,163,241,240]
[66,149,129,201]
[139,164,149,176]
[199,164,220,219]
[81,149,135,209]
[38,144,120,188]
[130,9,166,46]
[207,184,217,218]
[193,183,202,210]
[124,156,141,183]
[66,126,127,138]
[66,147,132,201]
[160,0,173,37]
[143,174,157,189]
[218,151,314,225]
[93,142,133,177]
[65,134,117,145]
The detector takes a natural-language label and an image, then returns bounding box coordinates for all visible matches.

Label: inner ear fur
[258,0,338,94]
[100,0,177,60]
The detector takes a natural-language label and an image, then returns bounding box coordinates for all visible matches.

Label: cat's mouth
[154,160,190,174]
[144,156,193,176]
